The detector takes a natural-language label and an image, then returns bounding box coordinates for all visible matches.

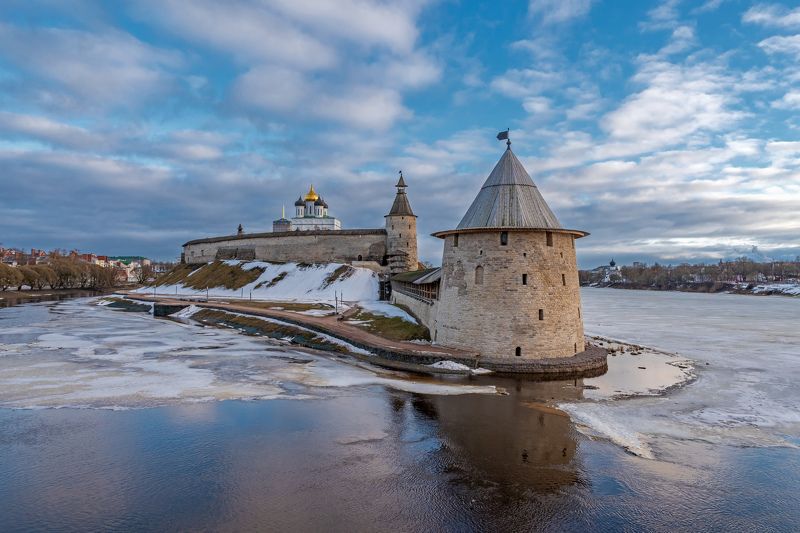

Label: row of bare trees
[581,259,800,288]
[0,259,120,291]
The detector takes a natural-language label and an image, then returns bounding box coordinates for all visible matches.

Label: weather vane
[496,128,511,148]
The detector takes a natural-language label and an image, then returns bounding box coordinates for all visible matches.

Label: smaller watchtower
[385,171,419,273]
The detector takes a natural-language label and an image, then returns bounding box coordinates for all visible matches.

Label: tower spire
[396,170,407,190]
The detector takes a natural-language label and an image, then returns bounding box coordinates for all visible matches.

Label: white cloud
[772,90,800,109]
[691,0,726,15]
[640,0,682,31]
[132,0,435,131]
[0,112,102,149]
[528,0,593,24]
[0,23,181,109]
[489,68,561,99]
[522,96,552,114]
[758,34,800,58]
[232,66,408,130]
[132,0,336,70]
[743,4,800,29]
[263,0,424,54]
[658,25,697,56]
[600,60,744,153]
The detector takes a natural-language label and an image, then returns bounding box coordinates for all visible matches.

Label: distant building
[272,206,292,233]
[290,185,341,231]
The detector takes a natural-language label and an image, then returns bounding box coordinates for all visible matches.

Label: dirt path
[125,293,479,361]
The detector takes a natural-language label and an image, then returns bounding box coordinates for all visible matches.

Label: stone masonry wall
[434,230,584,359]
[385,215,418,272]
[183,230,387,265]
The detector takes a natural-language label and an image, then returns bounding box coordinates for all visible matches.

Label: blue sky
[1,0,799,268]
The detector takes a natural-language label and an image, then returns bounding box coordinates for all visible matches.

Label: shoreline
[581,282,800,297]
[122,292,609,378]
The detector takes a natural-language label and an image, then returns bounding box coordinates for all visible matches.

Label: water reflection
[0,290,104,308]
[401,377,586,492]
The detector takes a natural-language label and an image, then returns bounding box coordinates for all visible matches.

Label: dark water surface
[0,292,798,532]
[1,395,797,532]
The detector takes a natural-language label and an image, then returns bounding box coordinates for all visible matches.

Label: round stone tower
[432,142,588,359]
[385,172,419,274]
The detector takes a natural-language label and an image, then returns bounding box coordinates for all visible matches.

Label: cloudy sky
[1,0,799,268]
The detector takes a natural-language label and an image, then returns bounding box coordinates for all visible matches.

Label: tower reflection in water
[390,376,586,492]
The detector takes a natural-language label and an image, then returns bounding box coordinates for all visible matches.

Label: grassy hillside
[155,262,264,290]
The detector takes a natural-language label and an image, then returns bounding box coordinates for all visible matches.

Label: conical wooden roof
[456,146,561,230]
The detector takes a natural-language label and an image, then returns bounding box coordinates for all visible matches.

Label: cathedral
[272,185,342,232]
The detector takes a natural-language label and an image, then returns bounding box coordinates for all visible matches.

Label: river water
[0,290,798,531]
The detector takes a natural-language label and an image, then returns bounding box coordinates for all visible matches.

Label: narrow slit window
[538,309,544,321]
[574,343,577,353]
[474,265,484,285]
[546,232,553,247]
[515,347,521,357]
[500,231,508,246]
[578,308,581,318]
[453,234,459,247]
[522,274,528,285]
[562,273,566,286]
[357,255,362,261]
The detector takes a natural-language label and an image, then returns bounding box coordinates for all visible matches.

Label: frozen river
[571,288,800,458]
[0,289,798,531]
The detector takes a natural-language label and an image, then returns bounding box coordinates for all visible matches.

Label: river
[0,289,797,531]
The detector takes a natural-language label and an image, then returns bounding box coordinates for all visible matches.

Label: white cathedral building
[272,185,342,232]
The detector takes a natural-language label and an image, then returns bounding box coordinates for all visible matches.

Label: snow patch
[358,301,418,323]
[170,305,201,319]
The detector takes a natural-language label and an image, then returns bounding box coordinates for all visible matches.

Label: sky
[1,0,799,268]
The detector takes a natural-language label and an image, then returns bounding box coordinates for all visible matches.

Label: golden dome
[304,184,319,202]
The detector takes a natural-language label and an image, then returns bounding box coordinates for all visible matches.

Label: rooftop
[455,146,562,230]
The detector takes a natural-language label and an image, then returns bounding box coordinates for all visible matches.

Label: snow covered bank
[139,261,379,303]
[748,283,800,296]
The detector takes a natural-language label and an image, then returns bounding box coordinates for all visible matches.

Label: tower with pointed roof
[431,140,588,360]
[385,172,419,273]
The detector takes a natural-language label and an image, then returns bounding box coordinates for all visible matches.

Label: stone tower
[432,142,588,359]
[385,172,419,274]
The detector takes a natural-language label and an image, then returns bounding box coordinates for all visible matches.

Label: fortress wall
[183,230,387,265]
[390,290,438,332]
[434,230,584,359]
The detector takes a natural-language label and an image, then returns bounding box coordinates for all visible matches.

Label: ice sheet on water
[563,288,800,458]
[0,297,497,409]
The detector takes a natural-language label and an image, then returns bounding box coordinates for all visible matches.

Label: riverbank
[124,293,608,377]
[0,288,114,307]
[582,280,800,296]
